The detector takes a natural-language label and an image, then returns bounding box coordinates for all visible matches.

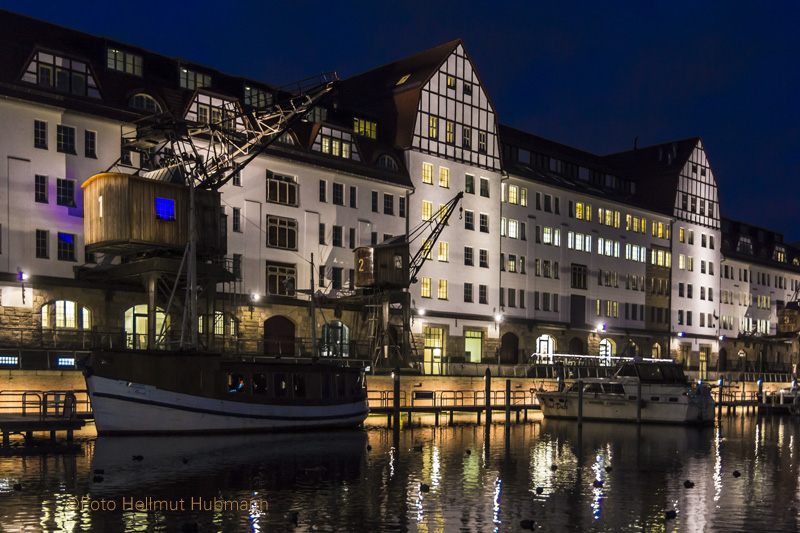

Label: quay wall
[0,370,793,402]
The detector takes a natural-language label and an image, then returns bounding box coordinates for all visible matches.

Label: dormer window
[244,85,272,109]
[312,127,360,161]
[107,48,142,76]
[377,154,398,171]
[185,94,240,131]
[354,118,377,139]
[180,68,211,90]
[22,51,100,98]
[737,236,753,255]
[129,94,162,113]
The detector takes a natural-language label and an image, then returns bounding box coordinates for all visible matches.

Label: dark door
[499,333,519,364]
[264,316,296,356]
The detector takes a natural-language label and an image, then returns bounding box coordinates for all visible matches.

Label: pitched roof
[336,39,462,148]
[601,137,701,215]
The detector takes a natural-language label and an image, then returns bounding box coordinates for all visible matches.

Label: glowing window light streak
[713,427,722,502]
[591,455,604,520]
[493,478,502,525]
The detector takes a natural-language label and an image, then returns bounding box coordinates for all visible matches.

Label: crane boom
[407,191,463,284]
[117,72,339,190]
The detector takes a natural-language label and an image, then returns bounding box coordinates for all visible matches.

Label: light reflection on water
[0,415,799,531]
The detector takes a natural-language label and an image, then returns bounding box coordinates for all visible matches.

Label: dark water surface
[1,414,799,532]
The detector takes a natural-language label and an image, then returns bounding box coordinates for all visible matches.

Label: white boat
[536,360,715,425]
[84,350,369,435]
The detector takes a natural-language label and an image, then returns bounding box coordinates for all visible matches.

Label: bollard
[392,367,400,430]
[484,368,492,426]
[636,381,642,424]
[577,381,583,426]
[505,379,511,428]
[718,377,724,418]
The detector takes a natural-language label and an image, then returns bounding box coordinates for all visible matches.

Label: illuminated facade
[0,9,798,376]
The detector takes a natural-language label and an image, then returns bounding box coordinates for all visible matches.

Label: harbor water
[1,414,799,532]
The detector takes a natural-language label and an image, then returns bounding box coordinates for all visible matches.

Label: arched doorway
[599,338,615,366]
[124,305,167,349]
[568,337,584,355]
[718,347,728,371]
[535,334,556,364]
[627,341,639,358]
[499,332,519,364]
[264,316,295,357]
[322,320,350,358]
[651,343,663,359]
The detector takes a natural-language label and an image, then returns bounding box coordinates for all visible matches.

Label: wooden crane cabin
[82,173,225,258]
[354,239,410,289]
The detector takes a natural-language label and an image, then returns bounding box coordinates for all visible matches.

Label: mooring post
[577,380,584,425]
[505,379,511,428]
[484,368,492,426]
[718,377,725,417]
[636,381,643,424]
[393,367,400,430]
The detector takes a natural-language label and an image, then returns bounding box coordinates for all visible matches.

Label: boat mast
[310,253,317,358]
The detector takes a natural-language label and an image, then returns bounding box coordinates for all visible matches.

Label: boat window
[616,364,638,377]
[668,397,679,402]
[650,396,660,402]
[603,383,625,395]
[660,364,687,383]
[636,363,665,382]
[322,374,332,399]
[227,373,245,393]
[252,373,268,394]
[584,383,602,394]
[274,373,288,397]
[336,373,346,398]
[293,373,306,398]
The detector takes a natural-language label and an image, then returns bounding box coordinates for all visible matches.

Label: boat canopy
[616,362,688,384]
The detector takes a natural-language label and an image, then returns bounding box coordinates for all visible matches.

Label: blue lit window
[155,198,175,220]
[57,357,75,367]
[0,356,19,366]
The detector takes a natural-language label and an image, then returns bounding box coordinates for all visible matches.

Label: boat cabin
[222,364,366,403]
[615,361,688,384]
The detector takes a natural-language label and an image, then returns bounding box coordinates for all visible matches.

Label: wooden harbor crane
[353,192,463,368]
[81,73,339,349]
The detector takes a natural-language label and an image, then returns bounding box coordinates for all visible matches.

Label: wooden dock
[0,390,90,446]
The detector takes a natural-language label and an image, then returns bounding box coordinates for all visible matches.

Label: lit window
[428,116,438,139]
[439,167,450,188]
[422,163,433,184]
[179,68,211,90]
[244,85,273,109]
[508,185,518,204]
[438,279,448,300]
[354,118,377,139]
[422,201,433,221]
[57,233,76,261]
[107,48,142,76]
[421,277,432,298]
[445,121,455,144]
[438,242,449,262]
[0,356,19,366]
[155,198,175,220]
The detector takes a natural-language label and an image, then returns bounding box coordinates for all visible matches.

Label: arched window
[124,304,167,349]
[651,343,662,358]
[535,334,556,364]
[41,301,91,329]
[129,93,162,113]
[377,154,399,171]
[322,321,350,358]
[599,339,615,366]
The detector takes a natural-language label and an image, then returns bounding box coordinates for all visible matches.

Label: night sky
[5,1,799,240]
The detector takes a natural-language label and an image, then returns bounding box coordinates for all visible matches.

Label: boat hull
[87,374,369,435]
[537,390,714,425]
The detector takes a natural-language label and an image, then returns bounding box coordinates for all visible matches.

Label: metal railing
[0,390,91,418]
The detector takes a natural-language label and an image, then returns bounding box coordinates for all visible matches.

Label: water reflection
[1,416,800,531]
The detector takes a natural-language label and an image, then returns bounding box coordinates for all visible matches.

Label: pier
[0,390,91,446]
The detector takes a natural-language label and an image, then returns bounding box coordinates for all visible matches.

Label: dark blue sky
[6,1,799,240]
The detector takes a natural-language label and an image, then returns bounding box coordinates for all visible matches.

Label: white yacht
[536,360,715,425]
